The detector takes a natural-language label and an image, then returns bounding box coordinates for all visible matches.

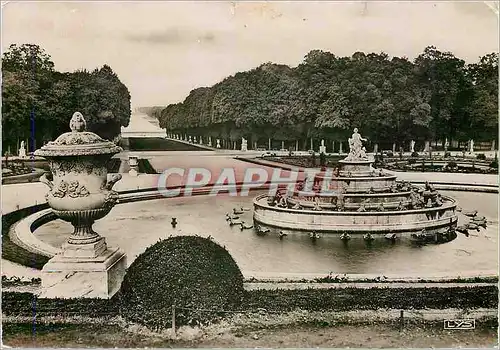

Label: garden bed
[3,285,497,318]
[383,158,497,174]
[263,156,343,168]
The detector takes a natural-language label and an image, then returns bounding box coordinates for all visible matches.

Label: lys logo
[444,319,475,330]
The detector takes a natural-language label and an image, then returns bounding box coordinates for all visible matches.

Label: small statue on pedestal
[319,139,326,154]
[19,141,27,158]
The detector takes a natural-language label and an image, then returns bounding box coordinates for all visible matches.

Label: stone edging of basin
[10,208,62,257]
[243,282,498,291]
[242,272,499,283]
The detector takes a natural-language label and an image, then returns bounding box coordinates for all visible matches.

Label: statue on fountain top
[346,128,368,161]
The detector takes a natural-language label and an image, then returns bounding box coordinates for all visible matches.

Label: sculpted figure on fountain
[346,128,368,161]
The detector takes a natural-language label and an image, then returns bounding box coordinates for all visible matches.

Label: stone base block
[62,237,107,258]
[39,247,126,299]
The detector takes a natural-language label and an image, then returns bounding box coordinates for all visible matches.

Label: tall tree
[414,46,468,143]
[465,53,498,141]
[2,44,131,152]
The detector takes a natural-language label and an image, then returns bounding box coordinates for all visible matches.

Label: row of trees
[2,44,131,154]
[151,46,498,149]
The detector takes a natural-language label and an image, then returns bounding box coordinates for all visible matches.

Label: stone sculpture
[345,128,368,161]
[319,139,326,154]
[19,140,27,158]
[469,139,474,153]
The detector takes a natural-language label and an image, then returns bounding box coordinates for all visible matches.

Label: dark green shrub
[476,153,487,160]
[447,161,458,168]
[411,151,419,158]
[490,160,498,169]
[119,236,245,329]
[444,151,451,158]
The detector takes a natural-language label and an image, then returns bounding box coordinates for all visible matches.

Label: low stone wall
[10,209,62,258]
[2,203,51,270]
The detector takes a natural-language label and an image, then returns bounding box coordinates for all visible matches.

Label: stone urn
[35,112,122,248]
[34,112,126,299]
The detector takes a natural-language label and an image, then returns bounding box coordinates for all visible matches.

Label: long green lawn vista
[124,137,211,152]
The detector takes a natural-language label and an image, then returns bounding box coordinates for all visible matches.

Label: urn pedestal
[39,245,126,299]
[35,112,126,299]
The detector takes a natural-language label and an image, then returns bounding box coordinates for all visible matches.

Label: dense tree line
[153,46,497,150]
[2,44,131,154]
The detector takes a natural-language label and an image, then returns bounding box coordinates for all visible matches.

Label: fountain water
[253,128,458,239]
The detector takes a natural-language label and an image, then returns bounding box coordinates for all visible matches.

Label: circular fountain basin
[254,194,457,234]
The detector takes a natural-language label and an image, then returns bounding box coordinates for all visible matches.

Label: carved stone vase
[34,112,126,299]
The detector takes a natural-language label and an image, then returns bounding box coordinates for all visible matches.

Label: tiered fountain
[253,128,458,241]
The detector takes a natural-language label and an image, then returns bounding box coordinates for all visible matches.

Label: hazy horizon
[2,1,498,108]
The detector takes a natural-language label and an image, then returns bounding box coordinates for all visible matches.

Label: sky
[2,1,498,108]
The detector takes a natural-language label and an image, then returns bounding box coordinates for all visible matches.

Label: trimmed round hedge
[118,235,244,329]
